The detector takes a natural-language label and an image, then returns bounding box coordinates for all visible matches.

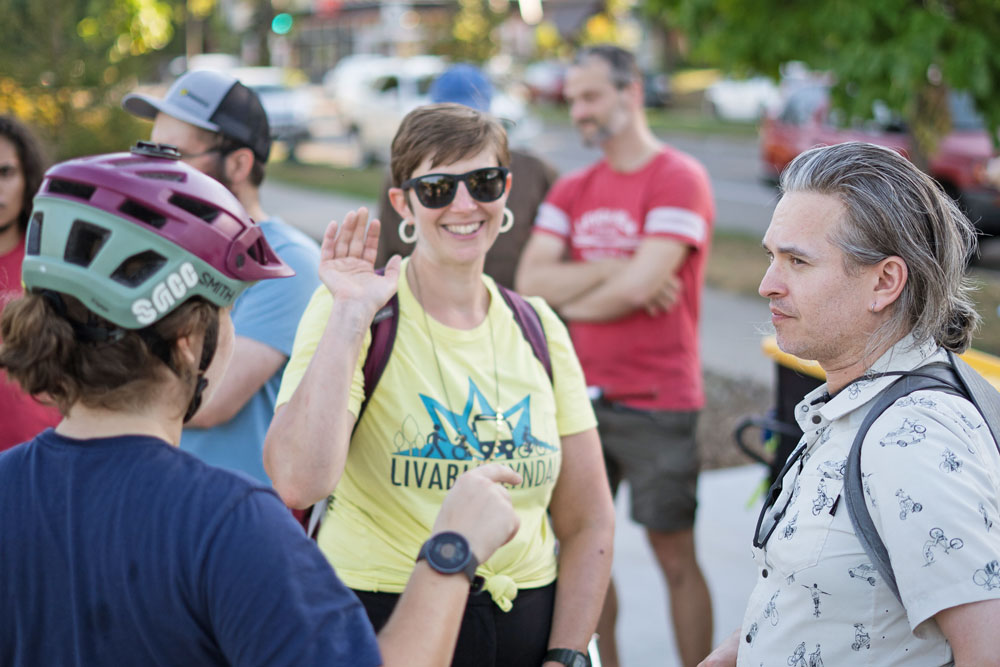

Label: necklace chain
[410,262,506,462]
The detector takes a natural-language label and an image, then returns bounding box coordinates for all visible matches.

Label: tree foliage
[645,0,1000,151]
[0,0,179,159]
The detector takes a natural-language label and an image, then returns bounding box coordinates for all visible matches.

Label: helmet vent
[48,179,96,200]
[168,193,220,223]
[64,220,110,267]
[110,250,168,287]
[26,212,42,255]
[119,199,167,229]
[138,171,185,182]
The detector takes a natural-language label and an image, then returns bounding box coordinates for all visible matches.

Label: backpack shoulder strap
[497,284,553,383]
[843,365,964,605]
[358,267,399,426]
[306,269,398,540]
[946,350,1000,453]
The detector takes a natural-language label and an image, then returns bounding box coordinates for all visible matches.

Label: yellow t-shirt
[275,258,596,610]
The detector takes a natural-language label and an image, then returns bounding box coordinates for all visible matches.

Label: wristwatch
[543,648,591,667]
[416,531,479,585]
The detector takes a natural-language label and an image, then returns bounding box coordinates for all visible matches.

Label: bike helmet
[21,142,293,329]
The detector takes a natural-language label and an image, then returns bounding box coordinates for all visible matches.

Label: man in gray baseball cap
[123,69,320,486]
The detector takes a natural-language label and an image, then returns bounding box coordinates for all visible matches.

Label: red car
[761,85,1000,235]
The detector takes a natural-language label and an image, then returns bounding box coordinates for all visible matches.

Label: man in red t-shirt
[516,45,715,667]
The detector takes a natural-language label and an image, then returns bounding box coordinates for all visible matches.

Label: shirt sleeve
[275,286,369,417]
[233,236,320,357]
[528,296,597,437]
[643,160,713,248]
[862,391,1000,635]
[532,178,575,239]
[200,489,382,667]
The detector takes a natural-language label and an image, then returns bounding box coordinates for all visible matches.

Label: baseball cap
[123,69,271,163]
[430,64,494,112]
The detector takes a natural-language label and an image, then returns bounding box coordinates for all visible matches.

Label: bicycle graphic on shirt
[404,379,557,461]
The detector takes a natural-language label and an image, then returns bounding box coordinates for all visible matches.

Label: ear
[625,79,644,110]
[871,255,908,313]
[174,331,199,369]
[388,187,413,220]
[224,147,255,186]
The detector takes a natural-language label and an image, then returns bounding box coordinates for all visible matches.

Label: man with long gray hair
[701,141,1000,666]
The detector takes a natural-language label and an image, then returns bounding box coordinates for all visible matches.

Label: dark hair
[781,141,980,353]
[390,103,510,188]
[216,134,266,187]
[0,292,217,415]
[0,115,47,234]
[572,44,641,89]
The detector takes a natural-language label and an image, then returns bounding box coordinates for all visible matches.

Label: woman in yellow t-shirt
[265,104,614,667]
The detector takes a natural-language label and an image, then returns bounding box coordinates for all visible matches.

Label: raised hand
[319,207,401,316]
[432,464,522,563]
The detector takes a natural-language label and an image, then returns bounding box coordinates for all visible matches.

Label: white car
[330,55,535,165]
[704,76,781,122]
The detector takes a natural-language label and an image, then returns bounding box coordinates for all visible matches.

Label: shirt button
[762,568,768,578]
[746,633,752,643]
[812,415,822,424]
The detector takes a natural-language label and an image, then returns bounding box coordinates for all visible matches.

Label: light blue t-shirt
[181,217,320,484]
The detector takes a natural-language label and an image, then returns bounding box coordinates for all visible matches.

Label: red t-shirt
[533,147,714,410]
[0,236,61,450]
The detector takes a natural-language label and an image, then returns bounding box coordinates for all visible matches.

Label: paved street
[260,168,775,665]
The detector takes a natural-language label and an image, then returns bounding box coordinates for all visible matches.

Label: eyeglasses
[753,443,807,549]
[176,146,224,161]
[401,167,509,209]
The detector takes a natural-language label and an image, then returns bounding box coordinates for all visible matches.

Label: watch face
[571,655,588,667]
[428,532,471,572]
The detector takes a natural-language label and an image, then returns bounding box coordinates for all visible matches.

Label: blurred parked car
[704,76,780,122]
[229,67,315,153]
[643,71,673,108]
[522,60,566,104]
[760,84,1000,234]
[331,55,535,166]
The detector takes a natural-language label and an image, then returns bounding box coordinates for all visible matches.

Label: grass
[267,160,384,201]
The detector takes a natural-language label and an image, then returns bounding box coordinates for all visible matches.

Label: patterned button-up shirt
[738,336,1000,666]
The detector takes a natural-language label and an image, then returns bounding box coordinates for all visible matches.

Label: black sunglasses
[752,443,807,550]
[401,167,509,209]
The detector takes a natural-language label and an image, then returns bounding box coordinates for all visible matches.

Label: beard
[574,105,629,148]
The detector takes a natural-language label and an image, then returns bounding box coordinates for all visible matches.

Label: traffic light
[271,13,294,35]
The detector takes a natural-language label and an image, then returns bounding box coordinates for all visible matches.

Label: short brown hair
[390,103,510,188]
[0,292,217,415]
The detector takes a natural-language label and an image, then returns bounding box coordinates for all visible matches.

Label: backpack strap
[946,350,1000,449]
[358,267,400,425]
[305,269,399,539]
[497,284,552,382]
[843,363,964,605]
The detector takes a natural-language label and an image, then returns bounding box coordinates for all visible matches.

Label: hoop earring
[499,208,514,234]
[870,302,877,314]
[398,219,417,244]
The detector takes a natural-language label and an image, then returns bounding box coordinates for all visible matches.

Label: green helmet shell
[22,197,248,329]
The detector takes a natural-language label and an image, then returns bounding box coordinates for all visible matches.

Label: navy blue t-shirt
[0,429,382,666]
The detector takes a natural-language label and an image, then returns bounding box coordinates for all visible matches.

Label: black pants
[353,582,556,667]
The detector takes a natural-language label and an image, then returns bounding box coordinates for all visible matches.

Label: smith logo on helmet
[131,262,199,325]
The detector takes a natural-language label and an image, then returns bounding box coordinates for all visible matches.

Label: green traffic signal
[271,13,294,35]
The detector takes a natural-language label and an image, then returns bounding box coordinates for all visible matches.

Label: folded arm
[515,233,626,309]
[558,237,690,322]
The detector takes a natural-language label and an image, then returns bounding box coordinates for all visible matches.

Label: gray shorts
[595,401,701,533]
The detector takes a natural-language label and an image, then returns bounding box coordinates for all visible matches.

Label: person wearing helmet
[0,145,522,665]
[122,69,320,485]
[375,63,558,289]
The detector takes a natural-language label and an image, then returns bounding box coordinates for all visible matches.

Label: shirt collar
[794,334,945,428]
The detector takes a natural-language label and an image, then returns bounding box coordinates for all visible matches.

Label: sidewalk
[261,180,773,666]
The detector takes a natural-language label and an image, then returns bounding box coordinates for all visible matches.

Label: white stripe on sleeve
[645,206,707,243]
[534,202,571,238]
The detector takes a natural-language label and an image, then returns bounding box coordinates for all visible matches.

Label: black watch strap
[543,648,590,666]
